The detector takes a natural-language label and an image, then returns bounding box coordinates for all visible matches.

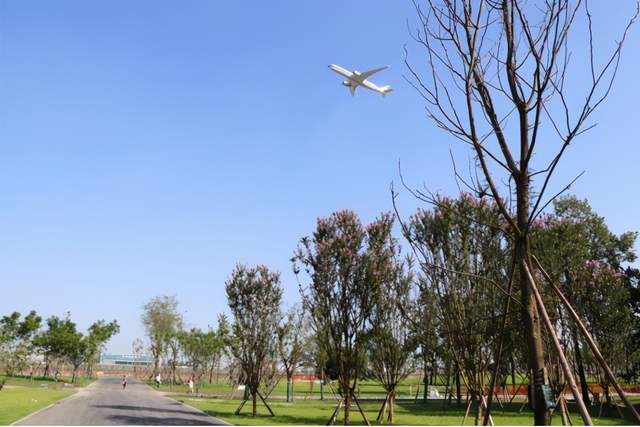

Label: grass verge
[0,387,74,425]
[176,397,637,426]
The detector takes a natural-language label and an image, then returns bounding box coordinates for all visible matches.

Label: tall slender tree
[276,305,307,402]
[226,264,282,417]
[141,295,183,378]
[293,210,395,425]
[405,1,637,423]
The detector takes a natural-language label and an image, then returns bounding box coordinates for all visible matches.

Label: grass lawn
[0,374,95,425]
[176,397,638,426]
[0,374,95,388]
[0,387,74,425]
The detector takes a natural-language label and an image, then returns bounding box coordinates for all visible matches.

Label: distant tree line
[0,312,119,383]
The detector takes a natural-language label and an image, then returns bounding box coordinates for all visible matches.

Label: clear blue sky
[1,1,638,354]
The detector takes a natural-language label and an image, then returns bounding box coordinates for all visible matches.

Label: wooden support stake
[462,399,473,425]
[480,395,494,426]
[376,393,389,423]
[483,259,516,426]
[326,399,343,426]
[257,390,275,416]
[234,398,248,415]
[532,255,640,424]
[352,394,371,426]
[521,261,593,426]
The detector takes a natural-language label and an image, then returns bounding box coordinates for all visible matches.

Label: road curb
[10,390,78,426]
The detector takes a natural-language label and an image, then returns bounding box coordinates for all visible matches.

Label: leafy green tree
[178,327,218,392]
[0,311,42,376]
[226,264,282,417]
[141,295,183,378]
[33,315,78,378]
[208,314,230,384]
[84,320,120,377]
[293,210,395,425]
[532,196,638,405]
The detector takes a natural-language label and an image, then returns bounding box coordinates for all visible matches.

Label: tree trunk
[252,391,257,416]
[474,394,484,426]
[344,391,351,425]
[387,390,395,424]
[565,271,592,407]
[423,366,429,402]
[43,359,50,378]
[515,173,550,425]
[209,358,215,384]
[455,367,462,405]
[573,328,592,406]
[287,373,293,402]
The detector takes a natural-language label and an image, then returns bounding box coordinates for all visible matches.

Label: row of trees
[0,311,119,383]
[141,295,230,392]
[218,194,639,425]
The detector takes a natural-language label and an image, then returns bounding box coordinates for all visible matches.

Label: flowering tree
[293,210,394,425]
[226,264,282,417]
[368,246,417,424]
[532,196,637,406]
[403,194,512,424]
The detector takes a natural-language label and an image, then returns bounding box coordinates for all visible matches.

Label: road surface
[15,376,226,426]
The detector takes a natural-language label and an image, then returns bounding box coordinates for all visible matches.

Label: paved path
[15,376,226,426]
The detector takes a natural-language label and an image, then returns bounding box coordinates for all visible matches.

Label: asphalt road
[15,376,226,426]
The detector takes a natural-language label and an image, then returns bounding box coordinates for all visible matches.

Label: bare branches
[406,0,637,232]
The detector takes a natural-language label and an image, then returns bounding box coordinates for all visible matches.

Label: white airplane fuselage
[328,64,392,97]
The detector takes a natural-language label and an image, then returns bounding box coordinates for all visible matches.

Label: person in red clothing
[121,375,127,390]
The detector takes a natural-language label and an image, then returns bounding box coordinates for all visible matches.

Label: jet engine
[342,80,352,87]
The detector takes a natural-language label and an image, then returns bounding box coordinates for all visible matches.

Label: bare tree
[277,304,307,402]
[405,0,637,424]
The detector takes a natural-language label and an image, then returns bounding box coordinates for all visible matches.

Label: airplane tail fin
[381,86,393,97]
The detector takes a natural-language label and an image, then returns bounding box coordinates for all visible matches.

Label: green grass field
[0,387,74,425]
[0,375,94,425]
[0,374,95,388]
[176,397,638,426]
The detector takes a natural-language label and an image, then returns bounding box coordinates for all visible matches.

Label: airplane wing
[357,66,389,80]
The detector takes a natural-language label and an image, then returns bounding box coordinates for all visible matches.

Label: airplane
[328,64,392,97]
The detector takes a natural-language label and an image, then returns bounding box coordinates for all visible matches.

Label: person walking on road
[121,376,127,390]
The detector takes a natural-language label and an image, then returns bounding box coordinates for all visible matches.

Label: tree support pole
[326,399,343,426]
[352,394,371,426]
[480,395,494,426]
[483,259,516,425]
[461,399,474,425]
[532,255,640,424]
[376,393,390,423]
[257,390,275,416]
[521,261,593,426]
[234,399,248,415]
